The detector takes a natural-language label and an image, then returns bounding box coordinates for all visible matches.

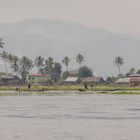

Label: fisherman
[84,84,88,91]
[16,86,19,91]
[28,83,31,89]
[91,84,93,90]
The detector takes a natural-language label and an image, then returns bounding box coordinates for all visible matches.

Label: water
[0,93,140,140]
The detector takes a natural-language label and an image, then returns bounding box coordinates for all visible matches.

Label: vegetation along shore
[1,38,140,95]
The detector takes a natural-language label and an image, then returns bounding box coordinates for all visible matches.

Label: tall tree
[130,67,135,74]
[76,54,84,68]
[0,38,4,49]
[137,70,140,74]
[51,62,62,82]
[62,56,70,71]
[114,56,124,76]
[19,56,33,81]
[10,56,20,76]
[48,57,54,65]
[44,57,54,75]
[78,66,93,78]
[35,56,44,74]
[0,51,8,73]
[7,53,15,73]
[8,53,14,64]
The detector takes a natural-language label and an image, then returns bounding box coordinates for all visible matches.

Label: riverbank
[0,85,140,95]
[1,85,140,91]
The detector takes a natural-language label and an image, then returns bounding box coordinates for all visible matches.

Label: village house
[116,74,140,86]
[81,77,105,86]
[127,74,140,78]
[130,77,140,86]
[64,77,79,85]
[0,74,22,86]
[115,78,130,85]
[105,77,118,85]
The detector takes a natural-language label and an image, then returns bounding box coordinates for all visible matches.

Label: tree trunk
[118,64,121,77]
[4,60,8,73]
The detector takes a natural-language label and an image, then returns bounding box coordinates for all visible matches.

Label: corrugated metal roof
[130,77,140,82]
[116,77,140,83]
[65,77,79,82]
[115,78,130,83]
[1,75,14,79]
[29,74,46,77]
[128,74,140,77]
[82,77,104,83]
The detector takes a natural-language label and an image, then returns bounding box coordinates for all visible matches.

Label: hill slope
[0,19,140,77]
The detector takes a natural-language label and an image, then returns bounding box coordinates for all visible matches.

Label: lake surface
[0,92,140,140]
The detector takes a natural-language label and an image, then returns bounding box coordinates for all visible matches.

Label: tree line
[0,38,93,82]
[0,38,139,82]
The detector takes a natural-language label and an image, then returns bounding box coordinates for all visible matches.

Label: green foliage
[62,71,69,80]
[20,70,28,81]
[34,56,44,74]
[10,56,20,75]
[114,56,124,65]
[51,62,62,82]
[44,57,54,75]
[0,51,9,73]
[62,56,70,71]
[137,69,140,74]
[78,66,93,78]
[19,56,33,81]
[114,56,124,76]
[125,68,136,76]
[76,54,84,67]
[106,76,118,84]
[130,67,136,74]
[0,38,4,48]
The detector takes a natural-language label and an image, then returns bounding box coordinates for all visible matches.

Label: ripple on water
[0,94,140,140]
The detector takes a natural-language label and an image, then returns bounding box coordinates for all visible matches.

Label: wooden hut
[81,77,105,86]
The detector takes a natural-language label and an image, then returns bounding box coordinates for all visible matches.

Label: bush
[78,66,93,78]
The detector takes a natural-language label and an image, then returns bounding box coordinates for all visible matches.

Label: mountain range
[0,18,140,77]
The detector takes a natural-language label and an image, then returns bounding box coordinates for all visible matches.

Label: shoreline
[0,85,140,95]
[0,89,140,95]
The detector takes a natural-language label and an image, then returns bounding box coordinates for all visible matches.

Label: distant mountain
[0,18,140,77]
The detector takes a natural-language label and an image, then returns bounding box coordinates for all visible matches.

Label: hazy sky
[0,0,140,35]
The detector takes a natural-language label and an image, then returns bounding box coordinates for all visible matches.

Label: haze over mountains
[0,18,140,77]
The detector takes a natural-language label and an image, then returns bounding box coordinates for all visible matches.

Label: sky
[0,0,140,35]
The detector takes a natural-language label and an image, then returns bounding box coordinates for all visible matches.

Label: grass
[0,85,86,91]
[0,85,140,94]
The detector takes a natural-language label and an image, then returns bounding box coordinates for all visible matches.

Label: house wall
[29,76,48,85]
[64,81,79,85]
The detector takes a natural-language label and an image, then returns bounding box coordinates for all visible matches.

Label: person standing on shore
[28,83,31,90]
[91,84,93,90]
[84,84,88,91]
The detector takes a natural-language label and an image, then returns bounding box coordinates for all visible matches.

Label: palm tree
[44,57,54,75]
[19,56,33,81]
[0,38,4,49]
[114,56,124,76]
[7,53,15,73]
[76,54,84,68]
[35,56,44,73]
[0,51,8,73]
[10,56,20,76]
[48,57,54,66]
[20,56,33,72]
[8,53,14,63]
[62,56,70,71]
[130,68,135,74]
